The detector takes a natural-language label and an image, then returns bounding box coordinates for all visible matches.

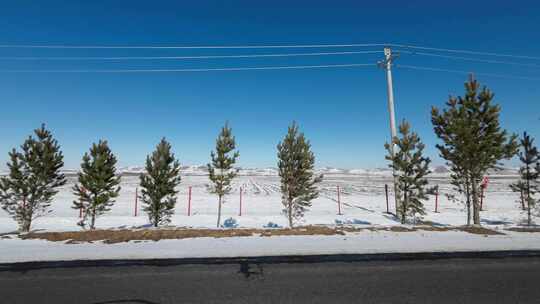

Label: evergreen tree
[432,75,518,226]
[207,123,239,228]
[509,132,539,226]
[72,140,121,230]
[385,120,432,224]
[277,122,322,228]
[139,138,181,227]
[0,124,66,232]
[509,180,527,211]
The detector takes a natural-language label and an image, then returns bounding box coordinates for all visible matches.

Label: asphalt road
[1,257,540,304]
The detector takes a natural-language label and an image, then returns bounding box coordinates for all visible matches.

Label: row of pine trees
[0,122,321,231]
[0,76,538,232]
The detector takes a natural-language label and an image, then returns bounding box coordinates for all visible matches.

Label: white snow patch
[0,230,539,263]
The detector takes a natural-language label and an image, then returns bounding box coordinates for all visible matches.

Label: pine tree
[72,140,121,230]
[385,120,431,224]
[509,180,527,211]
[277,122,322,228]
[207,123,239,228]
[509,132,539,226]
[0,124,66,232]
[431,75,518,226]
[139,138,181,227]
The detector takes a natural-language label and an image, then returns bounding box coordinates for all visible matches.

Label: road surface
[1,257,539,303]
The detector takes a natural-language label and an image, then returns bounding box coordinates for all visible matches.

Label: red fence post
[239,186,243,216]
[434,185,439,213]
[188,186,192,216]
[337,185,342,215]
[384,184,390,214]
[134,187,138,217]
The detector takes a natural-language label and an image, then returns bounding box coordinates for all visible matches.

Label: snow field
[1,173,540,263]
[0,173,531,233]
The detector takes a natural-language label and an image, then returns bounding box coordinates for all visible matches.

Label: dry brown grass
[21,226,350,244]
[259,225,345,237]
[22,228,256,244]
[344,224,502,235]
[506,227,540,233]
[458,226,505,235]
[20,224,503,244]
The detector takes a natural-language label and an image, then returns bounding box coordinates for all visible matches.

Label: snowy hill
[1,165,519,177]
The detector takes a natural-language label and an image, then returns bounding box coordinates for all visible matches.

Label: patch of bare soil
[505,227,540,233]
[21,228,256,244]
[259,226,345,237]
[456,226,505,235]
[20,224,504,243]
[21,226,350,244]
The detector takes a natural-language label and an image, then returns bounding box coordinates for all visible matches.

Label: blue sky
[0,1,539,169]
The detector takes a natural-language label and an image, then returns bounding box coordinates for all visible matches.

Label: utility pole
[379,47,399,214]
[382,47,398,142]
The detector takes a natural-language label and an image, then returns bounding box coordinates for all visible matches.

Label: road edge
[2,250,540,271]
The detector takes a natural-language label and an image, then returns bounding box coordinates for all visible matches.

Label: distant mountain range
[93,164,520,176]
[2,164,519,176]
[55,165,395,176]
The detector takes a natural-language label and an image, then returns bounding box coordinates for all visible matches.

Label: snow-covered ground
[2,230,540,263]
[0,169,532,232]
[1,169,539,263]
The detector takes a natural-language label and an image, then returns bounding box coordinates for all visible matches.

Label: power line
[396,64,540,81]
[0,43,387,49]
[0,41,537,79]
[392,44,540,61]
[2,61,537,81]
[0,50,382,61]
[1,41,539,61]
[0,42,538,61]
[0,63,376,73]
[397,50,540,69]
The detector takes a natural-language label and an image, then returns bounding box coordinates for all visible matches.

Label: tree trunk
[525,164,532,226]
[21,197,32,232]
[153,204,160,227]
[466,200,471,226]
[90,209,96,230]
[21,219,31,233]
[465,180,471,226]
[216,195,222,228]
[520,186,526,211]
[401,190,407,224]
[471,179,481,225]
[288,199,293,228]
[527,199,532,227]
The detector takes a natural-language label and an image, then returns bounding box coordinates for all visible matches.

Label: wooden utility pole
[379,47,399,214]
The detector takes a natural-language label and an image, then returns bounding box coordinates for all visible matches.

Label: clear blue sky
[0,0,539,169]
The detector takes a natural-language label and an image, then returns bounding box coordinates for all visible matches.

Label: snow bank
[1,230,539,263]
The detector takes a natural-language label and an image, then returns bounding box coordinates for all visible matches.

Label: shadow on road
[238,262,264,280]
